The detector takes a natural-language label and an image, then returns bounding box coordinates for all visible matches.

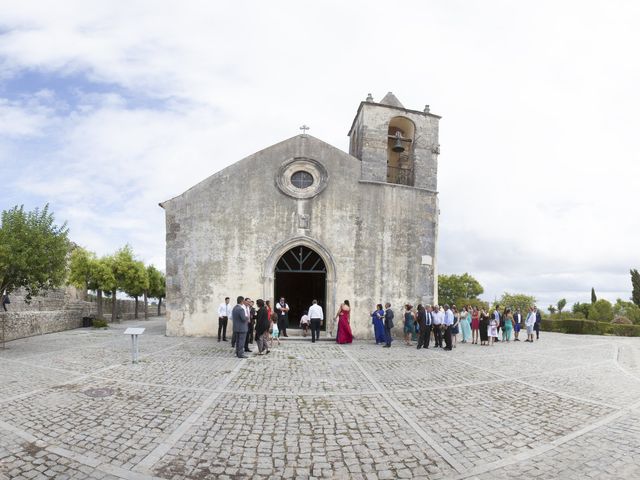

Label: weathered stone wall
[162,132,438,339]
[0,287,165,343]
[0,286,91,342]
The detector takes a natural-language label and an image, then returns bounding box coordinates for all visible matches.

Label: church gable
[160,134,359,209]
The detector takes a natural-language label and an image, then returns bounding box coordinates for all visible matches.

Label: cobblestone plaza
[1,318,639,479]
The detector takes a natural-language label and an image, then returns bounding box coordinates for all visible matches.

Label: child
[300,310,310,337]
[488,315,498,346]
[270,312,280,348]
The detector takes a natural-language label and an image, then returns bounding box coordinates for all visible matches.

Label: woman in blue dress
[403,304,415,346]
[460,306,472,343]
[371,304,386,344]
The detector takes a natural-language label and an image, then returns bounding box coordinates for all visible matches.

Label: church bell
[392,132,405,153]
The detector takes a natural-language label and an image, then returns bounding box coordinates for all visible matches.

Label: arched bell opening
[387,116,416,186]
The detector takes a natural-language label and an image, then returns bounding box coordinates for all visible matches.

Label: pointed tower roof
[379,92,404,108]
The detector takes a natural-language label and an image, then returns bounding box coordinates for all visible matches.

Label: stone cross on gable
[299,125,310,135]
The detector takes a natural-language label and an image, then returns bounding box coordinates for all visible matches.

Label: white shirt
[433,310,444,325]
[308,304,324,320]
[444,309,454,326]
[276,303,289,315]
[526,311,535,326]
[218,302,232,318]
[243,304,250,320]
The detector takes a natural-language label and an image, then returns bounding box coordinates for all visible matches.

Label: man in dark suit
[534,305,542,340]
[416,305,426,349]
[418,305,433,349]
[244,298,255,353]
[383,302,394,348]
[232,296,249,358]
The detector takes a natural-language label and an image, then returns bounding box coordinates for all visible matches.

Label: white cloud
[0,0,639,309]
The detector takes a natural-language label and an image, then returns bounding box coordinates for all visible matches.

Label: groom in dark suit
[232,296,249,358]
[383,303,394,348]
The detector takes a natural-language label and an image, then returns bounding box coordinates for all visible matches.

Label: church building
[160,93,442,338]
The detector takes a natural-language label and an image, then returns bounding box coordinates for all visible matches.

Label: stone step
[278,329,334,342]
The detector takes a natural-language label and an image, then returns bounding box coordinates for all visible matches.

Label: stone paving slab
[151,393,454,480]
[227,357,374,395]
[471,411,640,480]
[99,356,240,390]
[0,428,119,480]
[1,317,640,479]
[522,362,640,407]
[364,357,502,392]
[0,362,75,402]
[392,381,612,472]
[2,377,211,470]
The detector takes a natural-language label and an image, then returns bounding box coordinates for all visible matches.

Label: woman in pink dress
[471,306,480,344]
[335,300,353,344]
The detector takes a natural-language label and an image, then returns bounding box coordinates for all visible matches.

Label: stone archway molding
[262,236,338,335]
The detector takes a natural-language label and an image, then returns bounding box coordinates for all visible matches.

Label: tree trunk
[134,296,139,319]
[144,292,148,319]
[157,297,162,316]
[97,289,103,319]
[112,289,117,322]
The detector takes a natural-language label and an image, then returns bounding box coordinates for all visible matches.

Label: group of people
[217,294,543,358]
[376,303,543,350]
[218,295,334,358]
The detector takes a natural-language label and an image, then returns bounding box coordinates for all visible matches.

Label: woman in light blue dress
[460,306,472,343]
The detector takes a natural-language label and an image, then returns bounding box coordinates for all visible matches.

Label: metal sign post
[123,327,145,363]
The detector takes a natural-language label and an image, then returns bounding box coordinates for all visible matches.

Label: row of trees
[437,273,536,313]
[440,272,640,325]
[570,298,640,324]
[550,278,640,324]
[0,204,164,321]
[69,246,165,320]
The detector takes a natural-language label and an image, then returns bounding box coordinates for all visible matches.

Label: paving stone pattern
[1,318,639,479]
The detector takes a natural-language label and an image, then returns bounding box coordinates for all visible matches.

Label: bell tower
[347,92,440,191]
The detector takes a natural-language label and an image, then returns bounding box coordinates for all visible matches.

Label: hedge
[541,318,640,337]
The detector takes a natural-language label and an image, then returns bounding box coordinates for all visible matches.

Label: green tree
[588,299,613,322]
[146,265,165,317]
[122,260,148,319]
[68,248,115,319]
[498,292,536,315]
[0,204,69,302]
[612,298,640,325]
[557,298,567,313]
[438,273,484,306]
[572,302,590,319]
[548,305,557,314]
[591,287,597,304]
[106,245,137,321]
[631,269,640,307]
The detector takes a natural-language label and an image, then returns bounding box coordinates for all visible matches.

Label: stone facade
[161,93,441,338]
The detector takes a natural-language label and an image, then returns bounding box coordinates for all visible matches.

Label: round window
[291,171,314,189]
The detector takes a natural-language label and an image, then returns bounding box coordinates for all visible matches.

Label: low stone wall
[1,287,164,343]
[1,286,92,343]
[0,309,89,342]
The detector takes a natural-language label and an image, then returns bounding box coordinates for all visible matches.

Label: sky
[0,0,638,310]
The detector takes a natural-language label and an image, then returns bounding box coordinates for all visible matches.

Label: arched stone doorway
[274,245,326,330]
[263,237,337,334]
